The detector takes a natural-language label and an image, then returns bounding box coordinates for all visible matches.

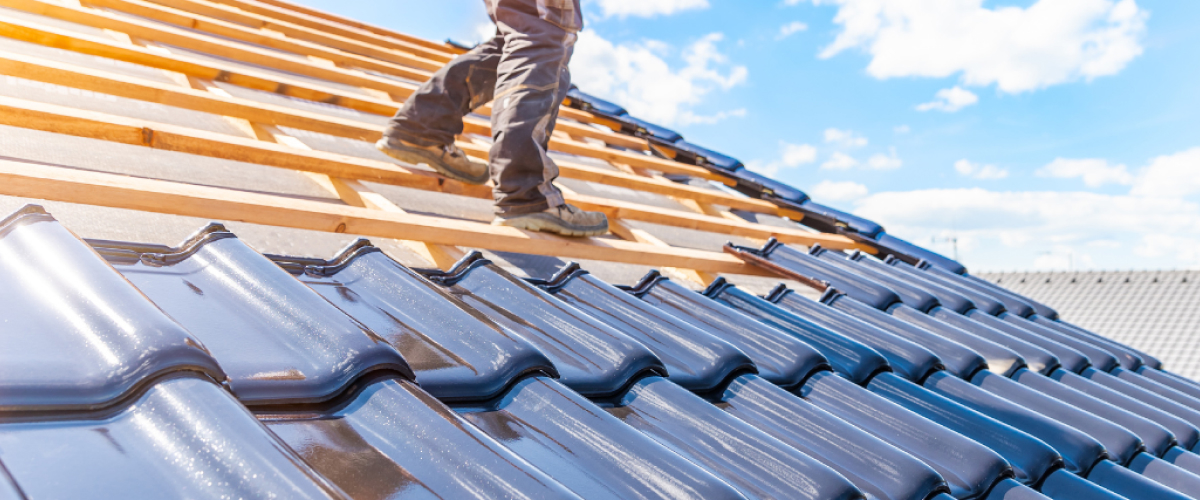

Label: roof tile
[0,205,224,413]
[93,225,412,406]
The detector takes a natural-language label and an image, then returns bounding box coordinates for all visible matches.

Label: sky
[303,0,1200,272]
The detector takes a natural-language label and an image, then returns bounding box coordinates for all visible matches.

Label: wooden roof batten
[0,0,864,283]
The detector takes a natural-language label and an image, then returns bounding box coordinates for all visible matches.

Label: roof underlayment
[0,0,1198,499]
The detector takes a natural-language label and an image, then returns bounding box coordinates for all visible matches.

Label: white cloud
[593,0,709,18]
[681,108,747,125]
[916,86,979,112]
[814,0,1148,93]
[1037,158,1133,187]
[810,180,869,201]
[747,142,817,176]
[1135,234,1200,265]
[781,143,819,167]
[894,125,911,134]
[955,159,1009,180]
[841,146,1200,270]
[851,187,1200,270]
[821,152,859,170]
[777,21,809,39]
[1131,147,1200,198]
[823,128,867,148]
[867,148,902,170]
[571,31,748,126]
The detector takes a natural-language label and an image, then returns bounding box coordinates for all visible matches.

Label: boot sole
[494,214,609,237]
[374,139,489,186]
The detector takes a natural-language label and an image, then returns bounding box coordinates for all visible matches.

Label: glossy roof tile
[921,371,1107,475]
[885,260,1008,316]
[627,272,829,389]
[844,251,977,314]
[704,282,890,384]
[1038,467,1124,499]
[1001,314,1121,373]
[1127,451,1200,496]
[736,241,1104,380]
[867,372,1062,487]
[620,273,1055,498]
[720,375,948,500]
[969,370,1144,466]
[772,287,987,381]
[887,305,1025,378]
[774,248,1066,378]
[92,225,413,406]
[419,253,665,398]
[0,375,345,499]
[1050,369,1200,451]
[273,241,557,403]
[1012,368,1177,457]
[794,254,1030,377]
[731,241,901,311]
[802,371,1013,499]
[961,274,1060,320]
[811,248,940,313]
[1081,368,1200,435]
[929,308,1063,376]
[461,376,747,500]
[610,376,864,500]
[1086,458,1193,500]
[0,205,225,413]
[2,185,1200,500]
[1138,368,1200,402]
[263,375,581,500]
[964,310,1092,374]
[538,265,755,394]
[980,270,1184,370]
[1032,318,1149,373]
[541,266,949,499]
[928,267,1037,319]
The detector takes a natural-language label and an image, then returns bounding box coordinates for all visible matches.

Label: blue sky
[305,0,1200,272]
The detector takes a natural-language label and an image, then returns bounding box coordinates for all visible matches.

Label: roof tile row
[4,205,1200,500]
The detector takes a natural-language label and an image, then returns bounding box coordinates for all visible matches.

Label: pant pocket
[536,0,583,32]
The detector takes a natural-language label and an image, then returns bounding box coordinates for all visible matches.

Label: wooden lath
[0,0,863,280]
[0,34,788,214]
[0,93,856,249]
[0,158,774,276]
[0,16,642,150]
[0,2,726,179]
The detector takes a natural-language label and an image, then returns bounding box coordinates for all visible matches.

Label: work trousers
[383,0,581,215]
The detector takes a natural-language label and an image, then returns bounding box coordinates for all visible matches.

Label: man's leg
[375,36,502,185]
[488,0,607,236]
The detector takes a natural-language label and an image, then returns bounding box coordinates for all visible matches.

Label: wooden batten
[0,158,774,276]
[0,94,860,249]
[0,0,871,276]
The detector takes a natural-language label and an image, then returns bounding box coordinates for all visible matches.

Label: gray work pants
[383,0,582,215]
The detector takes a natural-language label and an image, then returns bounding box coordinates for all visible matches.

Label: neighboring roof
[977,270,1200,381]
[3,0,1200,499]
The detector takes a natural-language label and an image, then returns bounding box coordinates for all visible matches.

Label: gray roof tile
[0,206,224,413]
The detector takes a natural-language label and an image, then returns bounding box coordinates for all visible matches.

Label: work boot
[494,204,609,237]
[375,136,489,185]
